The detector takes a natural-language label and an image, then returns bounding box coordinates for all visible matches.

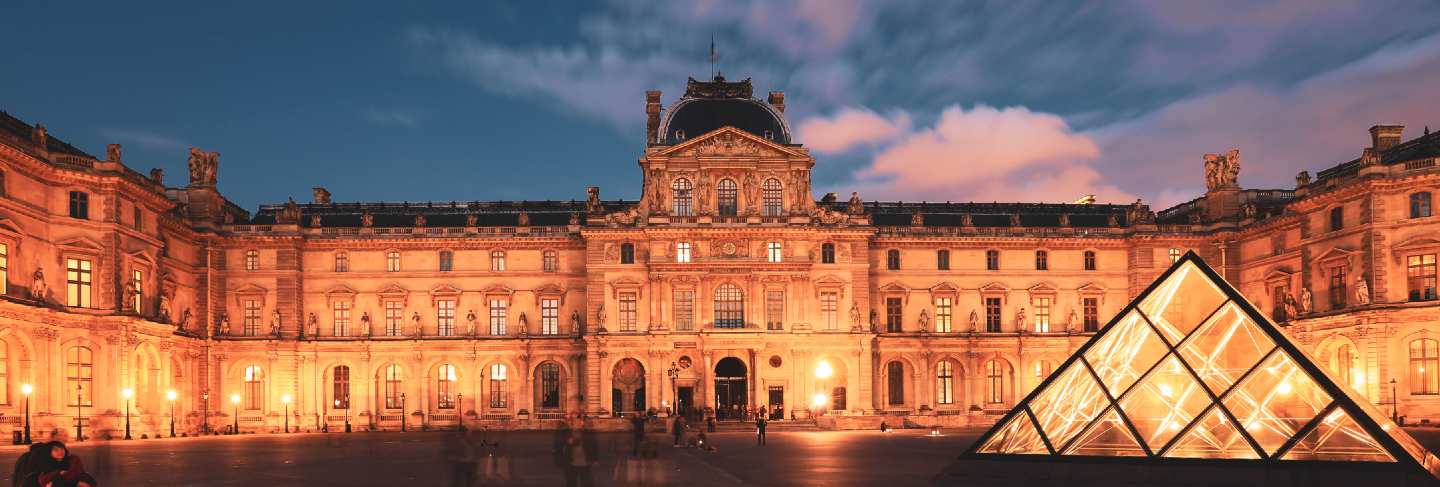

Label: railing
[1406,158,1437,171]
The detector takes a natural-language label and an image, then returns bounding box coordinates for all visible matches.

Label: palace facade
[0,75,1436,437]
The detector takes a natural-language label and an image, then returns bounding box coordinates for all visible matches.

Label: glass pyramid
[972,252,1440,480]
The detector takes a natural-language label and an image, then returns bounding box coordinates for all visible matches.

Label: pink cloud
[795,107,910,154]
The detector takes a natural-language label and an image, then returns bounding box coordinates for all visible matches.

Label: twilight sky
[4,1,1439,210]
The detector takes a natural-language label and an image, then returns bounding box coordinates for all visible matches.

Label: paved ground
[0,426,1436,486]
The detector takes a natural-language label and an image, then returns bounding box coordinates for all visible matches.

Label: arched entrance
[611,358,646,416]
[714,357,747,420]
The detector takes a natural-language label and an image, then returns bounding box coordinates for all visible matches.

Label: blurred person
[37,442,97,487]
[755,412,767,446]
[671,415,686,447]
[446,428,476,487]
[553,414,599,487]
[630,414,646,456]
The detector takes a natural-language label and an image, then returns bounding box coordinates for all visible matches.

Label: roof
[246,200,622,227]
[657,76,791,145]
[1317,129,1440,181]
[0,110,96,159]
[857,201,1131,227]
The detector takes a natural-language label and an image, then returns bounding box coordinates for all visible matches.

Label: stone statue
[178,308,192,331]
[106,143,122,163]
[1283,295,1298,321]
[962,213,974,227]
[158,291,173,322]
[849,303,862,331]
[918,308,930,333]
[568,213,580,225]
[187,147,219,186]
[361,212,374,227]
[743,172,760,214]
[517,312,528,335]
[124,279,140,312]
[969,309,979,332]
[1009,214,1022,227]
[411,312,423,337]
[1016,308,1027,332]
[847,192,863,215]
[360,312,372,336]
[1107,213,1119,226]
[790,169,811,212]
[278,198,301,224]
[466,310,477,336]
[1203,149,1241,191]
[595,303,606,332]
[1068,308,1079,333]
[647,168,667,213]
[1058,213,1070,227]
[517,211,530,226]
[571,310,582,334]
[1355,276,1371,305]
[695,176,712,215]
[1296,171,1311,188]
[911,212,924,226]
[606,207,641,226]
[271,310,283,338]
[1203,152,1222,191]
[467,214,479,226]
[586,186,602,214]
[30,123,46,147]
[868,309,879,333]
[414,214,426,227]
[149,168,165,185]
[31,267,47,303]
[312,187,331,204]
[1127,199,1155,225]
[219,314,231,336]
[307,312,319,339]
[1300,287,1313,314]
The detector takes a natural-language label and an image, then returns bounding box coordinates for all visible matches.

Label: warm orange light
[811,392,828,408]
[281,394,292,404]
[814,361,833,379]
[1276,381,1292,394]
[166,390,177,401]
[1158,383,1174,397]
[20,384,32,396]
[230,393,241,404]
[122,388,134,399]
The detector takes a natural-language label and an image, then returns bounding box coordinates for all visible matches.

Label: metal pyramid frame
[968,251,1440,479]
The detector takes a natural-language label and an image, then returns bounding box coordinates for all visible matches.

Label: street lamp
[667,362,680,416]
[282,394,292,433]
[337,398,351,433]
[457,393,464,431]
[166,390,178,438]
[75,382,84,442]
[121,388,134,440]
[1391,378,1400,424]
[201,390,210,434]
[230,394,241,434]
[21,384,32,444]
[400,392,407,432]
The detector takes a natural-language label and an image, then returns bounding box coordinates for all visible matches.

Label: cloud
[96,128,188,151]
[795,107,910,154]
[363,109,420,128]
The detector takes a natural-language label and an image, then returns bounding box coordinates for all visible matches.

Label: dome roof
[657,76,791,145]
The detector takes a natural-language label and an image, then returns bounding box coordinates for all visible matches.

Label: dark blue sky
[5,1,1439,209]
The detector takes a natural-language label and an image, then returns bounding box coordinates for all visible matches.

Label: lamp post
[667,362,680,416]
[282,394,292,433]
[337,398,350,433]
[201,390,210,434]
[457,393,464,431]
[21,384,32,444]
[230,394,240,434]
[166,390,177,438]
[1391,378,1400,424]
[121,388,134,440]
[400,392,407,432]
[75,383,84,442]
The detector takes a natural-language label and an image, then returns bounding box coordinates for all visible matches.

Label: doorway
[767,386,785,420]
[714,357,748,420]
[677,386,695,420]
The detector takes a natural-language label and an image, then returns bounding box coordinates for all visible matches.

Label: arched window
[243,365,263,410]
[66,346,93,406]
[1035,250,1048,270]
[538,362,562,409]
[0,341,8,405]
[887,249,901,270]
[620,243,635,264]
[762,178,783,216]
[985,360,1009,405]
[1084,251,1097,271]
[1033,360,1052,381]
[490,250,506,271]
[672,179,693,216]
[383,364,404,409]
[1413,192,1434,218]
[438,250,453,272]
[244,250,259,271]
[386,251,401,272]
[714,284,745,329]
[831,386,847,410]
[489,364,508,408]
[936,361,956,405]
[543,250,558,272]
[717,179,738,216]
[1411,339,1439,395]
[821,243,835,264]
[886,361,905,406]
[332,365,351,409]
[986,250,1000,270]
[937,250,950,270]
[436,364,457,409]
[1330,344,1359,390]
[334,251,349,272]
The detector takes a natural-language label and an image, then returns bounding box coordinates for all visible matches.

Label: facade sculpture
[1203,149,1241,191]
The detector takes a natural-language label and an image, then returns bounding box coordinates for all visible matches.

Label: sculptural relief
[187,147,220,186]
[1355,276,1371,305]
[1202,149,1241,191]
[1300,287,1313,314]
[31,267,49,303]
[361,212,375,227]
[586,186,602,214]
[106,143,122,163]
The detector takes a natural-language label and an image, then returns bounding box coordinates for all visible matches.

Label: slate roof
[0,110,96,159]
[658,76,791,145]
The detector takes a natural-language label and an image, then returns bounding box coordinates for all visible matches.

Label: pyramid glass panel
[1062,407,1146,457]
[1177,301,1276,396]
[1221,352,1332,455]
[1084,310,1168,397]
[1118,354,1213,451]
[1028,362,1111,449]
[1281,409,1394,462]
[1139,262,1228,344]
[1163,405,1260,459]
[977,410,1050,455]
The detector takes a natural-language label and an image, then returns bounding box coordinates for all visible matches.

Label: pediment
[324,285,358,297]
[1075,282,1106,294]
[1026,282,1059,294]
[657,126,802,159]
[0,216,24,240]
[56,236,104,253]
[878,281,910,294]
[978,282,1010,293]
[609,278,645,289]
[481,283,514,295]
[930,281,961,294]
[234,283,268,295]
[125,248,157,266]
[1313,246,1356,263]
[1394,235,1440,251]
[1263,268,1295,283]
[376,283,409,297]
[535,283,566,296]
[812,275,846,288]
[429,284,463,296]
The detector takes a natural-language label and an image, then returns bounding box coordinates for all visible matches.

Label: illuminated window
[384,301,404,336]
[887,361,905,406]
[821,243,835,264]
[887,249,901,270]
[1411,339,1439,395]
[1033,360,1051,381]
[386,251,400,272]
[244,250,259,271]
[1035,250,1048,271]
[68,191,88,219]
[332,366,350,409]
[1168,248,1181,263]
[489,298,508,336]
[618,292,637,331]
[1412,192,1433,218]
[820,291,837,330]
[673,289,694,331]
[765,290,784,330]
[543,250,558,272]
[436,364,457,409]
[243,365,263,410]
[715,284,745,329]
[1084,251,1097,271]
[620,243,635,264]
[540,298,559,335]
[383,364,403,409]
[936,297,953,333]
[676,242,692,263]
[243,299,261,336]
[1409,254,1438,302]
[1331,344,1359,390]
[334,251,349,272]
[436,299,456,336]
[439,250,453,272]
[937,250,950,270]
[489,364,508,408]
[767,241,783,263]
[1034,297,1051,333]
[539,362,562,409]
[936,361,955,405]
[672,178,693,216]
[986,250,1000,270]
[762,178,783,216]
[66,346,93,406]
[0,242,7,295]
[717,179,737,216]
[985,360,1008,404]
[490,250,505,271]
[131,269,143,313]
[332,300,351,337]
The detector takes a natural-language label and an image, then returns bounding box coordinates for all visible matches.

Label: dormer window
[675,130,686,141]
[763,130,773,140]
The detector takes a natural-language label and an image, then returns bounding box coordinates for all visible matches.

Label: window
[762,178,783,216]
[672,179,693,216]
[1083,298,1099,332]
[715,284,745,329]
[332,300,351,337]
[1033,360,1052,381]
[539,363,562,409]
[887,361,905,406]
[831,387,847,411]
[489,364,508,408]
[1168,248,1181,263]
[66,258,94,308]
[385,301,404,336]
[490,250,506,271]
[985,360,1007,404]
[676,242,692,263]
[717,179,737,216]
[243,365,263,410]
[1034,297,1051,333]
[1331,344,1358,390]
[937,250,950,270]
[673,289,694,331]
[0,243,7,295]
[767,241,783,263]
[887,249,901,270]
[244,250,259,271]
[986,250,999,270]
[130,269,143,313]
[540,298,558,335]
[620,243,635,264]
[820,291,838,330]
[1329,265,1347,310]
[243,299,261,336]
[1084,251,1096,271]
[936,297,953,333]
[436,299,456,336]
[821,243,835,264]
[436,364,457,409]
[936,361,955,405]
[334,251,349,272]
[765,290,784,330]
[489,298,508,336]
[66,346,93,406]
[1412,192,1433,218]
[985,297,1002,332]
[1410,339,1439,395]
[332,366,350,409]
[386,251,401,272]
[543,250,558,272]
[1329,206,1344,232]
[439,250,453,272]
[618,292,637,331]
[885,297,902,333]
[68,191,88,219]
[1272,285,1289,322]
[1408,254,1438,301]
[1035,250,1048,271]
[132,205,143,232]
[383,365,403,409]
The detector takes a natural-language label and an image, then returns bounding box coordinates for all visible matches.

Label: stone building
[0,75,1434,437]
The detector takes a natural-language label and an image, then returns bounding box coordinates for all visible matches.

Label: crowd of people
[10,441,98,487]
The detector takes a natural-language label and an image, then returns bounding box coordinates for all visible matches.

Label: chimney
[645,90,662,144]
[1369,124,1404,151]
[768,91,785,113]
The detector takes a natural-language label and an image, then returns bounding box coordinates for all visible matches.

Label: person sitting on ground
[12,442,53,487]
[37,442,96,487]
[879,421,890,433]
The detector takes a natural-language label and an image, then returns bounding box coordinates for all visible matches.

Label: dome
[658,76,791,145]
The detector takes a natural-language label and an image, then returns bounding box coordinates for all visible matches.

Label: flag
[710,36,720,63]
